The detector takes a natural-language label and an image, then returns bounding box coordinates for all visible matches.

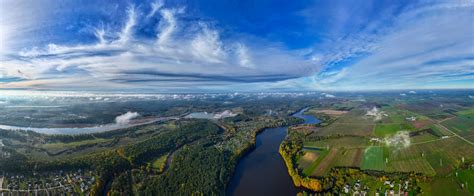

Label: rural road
[435,123,473,146]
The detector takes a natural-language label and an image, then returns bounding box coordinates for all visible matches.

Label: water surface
[226,108,320,195]
[0,117,170,135]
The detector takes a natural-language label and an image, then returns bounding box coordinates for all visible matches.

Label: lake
[226,108,320,195]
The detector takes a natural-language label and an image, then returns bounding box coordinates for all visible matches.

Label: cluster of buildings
[0,170,95,194]
[376,180,411,196]
[342,179,412,196]
[343,180,369,195]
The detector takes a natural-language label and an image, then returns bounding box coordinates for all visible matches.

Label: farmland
[281,92,474,194]
[361,146,386,170]
[1,91,473,195]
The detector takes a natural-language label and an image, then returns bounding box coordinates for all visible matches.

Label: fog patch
[321,92,335,98]
[408,91,416,94]
[115,111,140,125]
[213,110,237,119]
[365,106,386,121]
[384,131,410,149]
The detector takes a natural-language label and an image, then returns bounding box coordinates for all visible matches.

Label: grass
[297,149,320,169]
[332,148,363,167]
[304,136,368,149]
[151,153,169,172]
[302,149,328,176]
[429,124,453,136]
[457,108,474,115]
[41,138,112,150]
[442,114,474,138]
[373,123,415,137]
[374,124,400,137]
[311,148,339,176]
[318,122,374,136]
[425,175,471,196]
[361,146,385,170]
[386,156,436,176]
[410,133,439,143]
[417,137,474,175]
[458,169,474,194]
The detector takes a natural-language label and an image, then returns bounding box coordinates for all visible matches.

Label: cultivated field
[361,146,386,171]
[317,122,374,136]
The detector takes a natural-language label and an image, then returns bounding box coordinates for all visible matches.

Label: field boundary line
[434,122,473,146]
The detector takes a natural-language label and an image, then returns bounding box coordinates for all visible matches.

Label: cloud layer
[0,0,472,91]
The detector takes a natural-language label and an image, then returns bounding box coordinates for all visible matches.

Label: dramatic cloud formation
[0,0,472,92]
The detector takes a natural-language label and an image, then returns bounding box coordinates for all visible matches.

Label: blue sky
[0,0,473,92]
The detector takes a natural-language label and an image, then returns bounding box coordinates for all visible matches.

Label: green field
[374,124,400,137]
[458,169,474,194]
[317,122,374,136]
[442,113,474,139]
[423,175,472,196]
[373,123,414,137]
[410,133,439,143]
[332,148,363,167]
[361,146,386,170]
[41,138,112,150]
[457,108,474,115]
[303,136,367,149]
[301,149,328,176]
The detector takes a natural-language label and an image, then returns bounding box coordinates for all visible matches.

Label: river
[0,117,174,135]
[226,108,320,196]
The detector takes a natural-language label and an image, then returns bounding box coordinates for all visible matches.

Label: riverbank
[0,117,177,135]
[226,108,320,195]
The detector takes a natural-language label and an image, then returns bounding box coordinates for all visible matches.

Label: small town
[0,170,95,195]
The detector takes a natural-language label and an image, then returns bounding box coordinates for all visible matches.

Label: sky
[0,0,473,92]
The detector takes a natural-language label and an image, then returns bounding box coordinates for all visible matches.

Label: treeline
[1,120,223,195]
[0,129,40,143]
[46,123,164,143]
[140,142,234,195]
[123,120,221,165]
[279,139,323,192]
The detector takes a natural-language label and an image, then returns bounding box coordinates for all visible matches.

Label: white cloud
[191,24,226,64]
[321,92,335,98]
[236,43,253,68]
[115,111,139,125]
[365,106,386,121]
[309,2,474,90]
[384,131,411,149]
[0,2,315,91]
[3,1,471,91]
[147,0,164,18]
[156,8,181,46]
[116,6,137,44]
